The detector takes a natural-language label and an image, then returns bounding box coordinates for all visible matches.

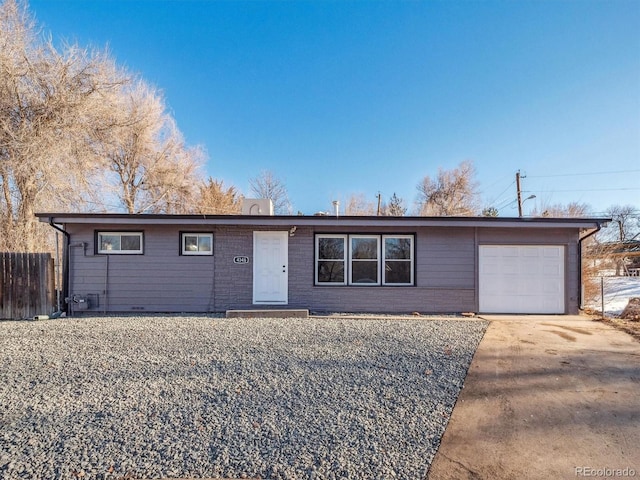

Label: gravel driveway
[0,316,487,480]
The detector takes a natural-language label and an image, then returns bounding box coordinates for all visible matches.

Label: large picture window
[181,233,213,255]
[97,232,143,254]
[315,234,414,286]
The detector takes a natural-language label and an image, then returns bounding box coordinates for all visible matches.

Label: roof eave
[36,213,611,230]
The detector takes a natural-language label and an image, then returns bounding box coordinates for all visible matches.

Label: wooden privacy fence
[0,252,55,320]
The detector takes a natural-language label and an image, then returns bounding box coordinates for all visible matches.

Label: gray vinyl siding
[64,222,583,315]
[418,228,475,288]
[294,226,476,313]
[68,225,218,313]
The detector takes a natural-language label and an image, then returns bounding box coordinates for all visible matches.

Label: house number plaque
[233,256,250,264]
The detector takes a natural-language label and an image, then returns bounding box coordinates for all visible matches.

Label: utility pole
[376,192,382,216]
[516,171,523,217]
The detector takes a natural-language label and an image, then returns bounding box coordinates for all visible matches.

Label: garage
[479,245,565,314]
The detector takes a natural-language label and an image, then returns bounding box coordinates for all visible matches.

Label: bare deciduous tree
[530,201,592,218]
[0,0,128,250]
[91,81,203,214]
[344,193,376,216]
[248,170,291,214]
[416,160,480,216]
[603,204,639,242]
[586,204,640,277]
[0,0,204,253]
[196,177,243,214]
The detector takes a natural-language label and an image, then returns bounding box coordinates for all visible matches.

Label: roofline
[36,212,611,229]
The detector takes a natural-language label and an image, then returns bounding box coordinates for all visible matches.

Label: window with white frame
[350,235,380,284]
[97,232,143,254]
[315,235,346,284]
[315,234,414,286]
[181,233,213,255]
[382,235,414,285]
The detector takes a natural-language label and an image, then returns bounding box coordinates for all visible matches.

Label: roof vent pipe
[332,200,340,218]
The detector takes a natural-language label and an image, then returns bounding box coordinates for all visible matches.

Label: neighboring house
[36,210,609,316]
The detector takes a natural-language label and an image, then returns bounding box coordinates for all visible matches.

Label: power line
[495,197,517,210]
[523,187,640,193]
[483,172,514,191]
[528,169,640,178]
[496,199,518,212]
[485,180,515,208]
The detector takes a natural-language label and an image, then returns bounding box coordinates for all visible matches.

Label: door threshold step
[226,309,309,319]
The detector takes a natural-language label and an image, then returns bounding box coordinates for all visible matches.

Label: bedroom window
[97,232,143,254]
[181,233,213,255]
[315,234,414,286]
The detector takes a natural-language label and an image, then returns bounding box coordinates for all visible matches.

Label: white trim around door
[253,231,288,304]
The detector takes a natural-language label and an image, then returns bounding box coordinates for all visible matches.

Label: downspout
[578,221,606,310]
[48,219,70,317]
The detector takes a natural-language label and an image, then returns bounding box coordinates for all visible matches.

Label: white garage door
[479,245,565,314]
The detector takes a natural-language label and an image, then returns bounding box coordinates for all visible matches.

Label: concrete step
[225,309,309,319]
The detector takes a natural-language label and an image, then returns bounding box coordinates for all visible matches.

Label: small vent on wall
[242,199,274,216]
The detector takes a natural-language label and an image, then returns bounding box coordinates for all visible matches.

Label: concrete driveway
[428,315,640,480]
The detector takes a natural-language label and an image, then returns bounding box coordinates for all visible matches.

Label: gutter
[578,220,608,310]
[48,218,70,316]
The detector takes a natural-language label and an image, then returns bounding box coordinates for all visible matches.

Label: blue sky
[29,0,640,216]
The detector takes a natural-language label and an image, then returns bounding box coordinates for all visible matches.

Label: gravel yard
[0,316,487,480]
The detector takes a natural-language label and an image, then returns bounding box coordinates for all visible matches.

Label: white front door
[253,231,288,304]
